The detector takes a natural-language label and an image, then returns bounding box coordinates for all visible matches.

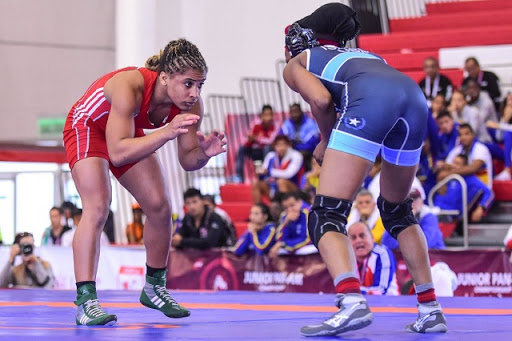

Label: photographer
[0,232,54,288]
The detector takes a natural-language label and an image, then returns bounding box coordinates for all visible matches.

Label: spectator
[126,204,145,245]
[172,188,232,250]
[434,154,493,225]
[419,57,453,107]
[235,104,279,183]
[233,203,276,256]
[0,232,54,288]
[61,201,77,229]
[279,103,320,169]
[61,209,110,247]
[252,135,304,203]
[269,194,285,224]
[270,191,314,256]
[429,111,459,163]
[449,90,490,143]
[300,157,321,199]
[486,93,512,180]
[464,79,498,129]
[368,170,426,205]
[348,222,399,296]
[441,123,493,188]
[417,139,437,197]
[462,57,501,112]
[382,189,445,250]
[347,189,385,244]
[41,206,71,246]
[202,194,232,226]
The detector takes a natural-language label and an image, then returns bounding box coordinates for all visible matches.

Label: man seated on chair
[172,188,232,250]
[347,189,385,244]
[348,222,399,296]
[434,154,493,228]
[252,135,304,203]
[269,191,315,256]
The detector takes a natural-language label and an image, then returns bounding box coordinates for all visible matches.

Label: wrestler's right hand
[165,114,200,139]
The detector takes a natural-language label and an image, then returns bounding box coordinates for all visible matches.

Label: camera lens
[20,244,33,255]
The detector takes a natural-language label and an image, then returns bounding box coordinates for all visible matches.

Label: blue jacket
[279,115,320,153]
[428,113,459,162]
[233,223,276,256]
[276,202,312,252]
[434,175,494,214]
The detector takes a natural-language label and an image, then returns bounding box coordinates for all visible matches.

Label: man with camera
[0,232,54,288]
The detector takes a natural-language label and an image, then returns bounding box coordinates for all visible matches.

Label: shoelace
[155,285,179,307]
[85,299,106,318]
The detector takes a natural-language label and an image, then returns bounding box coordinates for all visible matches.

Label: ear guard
[285,23,319,58]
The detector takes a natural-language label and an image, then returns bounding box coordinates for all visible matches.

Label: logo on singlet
[343,116,366,130]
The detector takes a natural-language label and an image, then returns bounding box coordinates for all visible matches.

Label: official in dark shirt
[418,56,453,107]
[172,188,231,250]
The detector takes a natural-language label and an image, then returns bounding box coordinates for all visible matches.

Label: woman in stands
[232,203,276,256]
[63,39,226,326]
[282,3,447,336]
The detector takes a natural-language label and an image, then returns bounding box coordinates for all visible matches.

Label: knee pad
[308,195,352,247]
[377,195,418,239]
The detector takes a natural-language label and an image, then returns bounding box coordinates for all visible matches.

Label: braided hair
[145,38,207,74]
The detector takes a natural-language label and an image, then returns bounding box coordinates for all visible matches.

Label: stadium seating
[219,184,253,237]
[425,0,512,15]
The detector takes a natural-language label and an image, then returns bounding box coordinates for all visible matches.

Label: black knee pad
[377,195,418,239]
[308,195,352,247]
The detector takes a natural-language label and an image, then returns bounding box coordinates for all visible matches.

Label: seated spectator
[347,189,385,244]
[368,170,426,205]
[269,194,285,224]
[126,203,145,245]
[0,232,54,288]
[440,123,493,188]
[348,222,399,295]
[462,57,501,112]
[61,201,77,229]
[232,203,276,256]
[270,191,314,256]
[429,111,459,163]
[279,103,320,169]
[172,188,232,250]
[419,56,453,107]
[235,104,279,183]
[61,209,110,247]
[252,135,304,203]
[41,206,71,246]
[300,157,321,199]
[203,194,232,226]
[382,189,445,250]
[486,93,512,180]
[449,90,491,143]
[434,154,493,225]
[417,139,437,197]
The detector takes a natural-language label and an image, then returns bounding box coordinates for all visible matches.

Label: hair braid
[147,38,207,75]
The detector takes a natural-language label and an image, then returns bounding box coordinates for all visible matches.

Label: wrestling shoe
[75,284,117,326]
[300,293,373,337]
[140,269,190,318]
[406,302,448,333]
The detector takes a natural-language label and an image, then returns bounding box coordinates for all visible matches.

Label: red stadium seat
[218,202,252,222]
[426,0,512,15]
[493,180,512,201]
[220,184,253,203]
[439,222,457,239]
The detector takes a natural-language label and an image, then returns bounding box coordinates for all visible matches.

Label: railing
[427,173,468,248]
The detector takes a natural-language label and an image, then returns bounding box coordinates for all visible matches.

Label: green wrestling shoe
[140,269,190,318]
[74,284,117,326]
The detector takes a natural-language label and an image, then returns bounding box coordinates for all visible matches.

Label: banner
[168,249,512,297]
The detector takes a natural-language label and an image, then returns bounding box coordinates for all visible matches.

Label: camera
[19,243,34,255]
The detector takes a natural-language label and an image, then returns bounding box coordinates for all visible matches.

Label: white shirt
[368,172,426,201]
[445,141,493,188]
[61,228,110,247]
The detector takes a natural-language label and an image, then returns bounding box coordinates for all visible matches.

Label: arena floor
[0,289,511,340]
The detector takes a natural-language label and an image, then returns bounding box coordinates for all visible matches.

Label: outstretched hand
[197,129,227,157]
[166,114,200,140]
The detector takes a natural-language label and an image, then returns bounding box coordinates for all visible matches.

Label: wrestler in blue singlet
[306,45,428,167]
